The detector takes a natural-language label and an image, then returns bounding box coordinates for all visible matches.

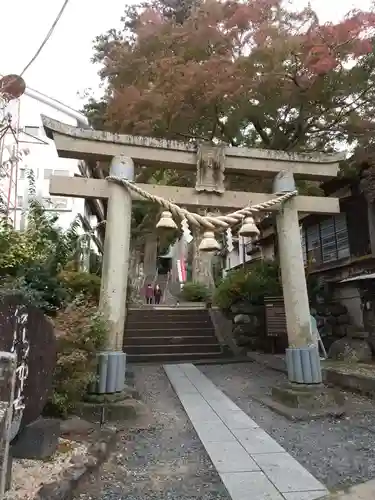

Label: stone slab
[12,418,60,459]
[283,492,328,500]
[193,420,235,443]
[253,452,327,493]
[250,393,346,422]
[74,399,141,423]
[164,363,329,500]
[272,384,344,410]
[220,471,284,500]
[204,440,260,473]
[219,409,259,430]
[232,427,285,454]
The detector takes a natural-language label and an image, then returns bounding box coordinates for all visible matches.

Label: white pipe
[0,74,90,128]
[24,86,89,127]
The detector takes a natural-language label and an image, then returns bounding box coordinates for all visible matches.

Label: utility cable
[20,0,71,76]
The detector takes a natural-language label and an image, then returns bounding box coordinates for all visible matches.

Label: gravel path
[75,365,231,500]
[200,361,375,492]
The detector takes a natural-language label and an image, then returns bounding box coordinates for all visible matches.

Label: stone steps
[125,335,218,346]
[126,327,215,337]
[125,343,222,355]
[124,308,228,363]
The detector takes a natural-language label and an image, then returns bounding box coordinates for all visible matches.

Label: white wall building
[1,94,87,231]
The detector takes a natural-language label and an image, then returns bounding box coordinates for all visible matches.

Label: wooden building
[249,174,375,332]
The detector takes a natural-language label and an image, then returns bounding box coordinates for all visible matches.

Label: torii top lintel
[41,116,343,181]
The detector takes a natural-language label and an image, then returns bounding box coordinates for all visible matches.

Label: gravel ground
[75,365,231,500]
[200,361,375,491]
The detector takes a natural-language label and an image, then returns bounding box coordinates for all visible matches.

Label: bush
[214,260,282,310]
[59,271,101,302]
[0,263,68,315]
[44,298,107,418]
[181,281,211,302]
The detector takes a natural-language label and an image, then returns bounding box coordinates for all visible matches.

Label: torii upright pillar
[274,171,322,384]
[94,155,134,395]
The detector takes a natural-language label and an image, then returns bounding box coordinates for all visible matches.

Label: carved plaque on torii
[195,143,225,195]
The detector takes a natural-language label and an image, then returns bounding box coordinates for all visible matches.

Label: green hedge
[181,281,211,302]
[59,271,101,302]
[214,261,282,310]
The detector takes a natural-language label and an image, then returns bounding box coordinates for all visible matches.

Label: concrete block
[221,471,284,500]
[204,440,260,473]
[283,492,328,500]
[193,420,235,444]
[12,418,60,459]
[231,428,284,454]
[219,409,259,430]
[253,452,327,494]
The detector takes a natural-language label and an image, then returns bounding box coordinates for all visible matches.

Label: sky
[0,0,373,114]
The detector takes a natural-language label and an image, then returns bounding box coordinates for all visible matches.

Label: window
[44,169,53,180]
[54,169,69,177]
[335,213,350,259]
[24,126,40,137]
[51,197,68,209]
[42,197,53,208]
[300,213,350,266]
[306,225,321,264]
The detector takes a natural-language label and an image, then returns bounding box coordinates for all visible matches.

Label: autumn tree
[87,0,375,157]
[86,0,375,287]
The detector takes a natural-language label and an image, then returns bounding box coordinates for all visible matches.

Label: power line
[20,0,71,76]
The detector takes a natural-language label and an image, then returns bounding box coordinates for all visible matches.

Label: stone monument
[0,352,16,495]
[0,296,59,460]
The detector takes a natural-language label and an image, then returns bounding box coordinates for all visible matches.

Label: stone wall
[227,301,266,352]
[314,302,373,363]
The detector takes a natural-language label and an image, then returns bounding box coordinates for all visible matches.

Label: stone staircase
[123,306,228,363]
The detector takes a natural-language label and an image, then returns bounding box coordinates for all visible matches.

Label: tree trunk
[143,233,158,277]
[128,244,142,303]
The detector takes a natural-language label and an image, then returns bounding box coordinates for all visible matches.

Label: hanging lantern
[156,211,178,230]
[238,216,260,237]
[199,231,221,252]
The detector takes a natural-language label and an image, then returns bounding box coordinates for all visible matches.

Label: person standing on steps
[145,283,153,304]
[154,284,162,305]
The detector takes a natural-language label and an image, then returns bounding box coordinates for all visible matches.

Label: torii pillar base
[89,155,134,396]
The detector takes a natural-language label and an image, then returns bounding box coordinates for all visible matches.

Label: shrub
[181,281,211,302]
[0,263,68,315]
[214,260,282,310]
[44,298,107,417]
[59,271,101,302]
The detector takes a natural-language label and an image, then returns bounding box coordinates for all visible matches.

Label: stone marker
[11,418,60,459]
[0,296,57,433]
[0,352,17,494]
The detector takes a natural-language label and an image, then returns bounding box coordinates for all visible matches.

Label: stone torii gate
[42,116,342,392]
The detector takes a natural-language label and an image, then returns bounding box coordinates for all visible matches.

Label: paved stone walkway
[74,365,231,500]
[165,363,328,500]
[201,362,375,491]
